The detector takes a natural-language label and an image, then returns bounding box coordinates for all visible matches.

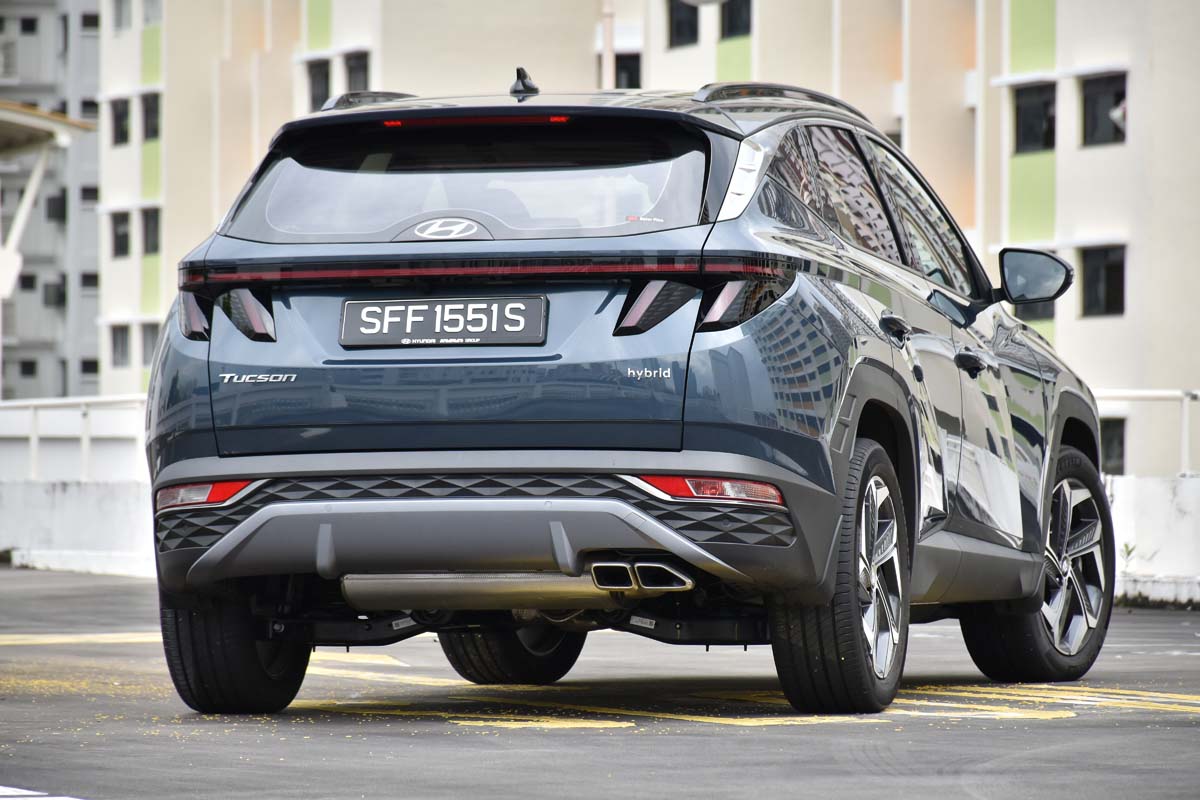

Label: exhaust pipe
[634,562,695,591]
[590,562,636,591]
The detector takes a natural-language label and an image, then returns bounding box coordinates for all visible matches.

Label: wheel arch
[840,361,920,567]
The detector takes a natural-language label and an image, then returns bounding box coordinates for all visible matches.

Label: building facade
[0,0,100,399]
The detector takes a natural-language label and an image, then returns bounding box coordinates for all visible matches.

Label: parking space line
[292,700,633,729]
[0,632,161,646]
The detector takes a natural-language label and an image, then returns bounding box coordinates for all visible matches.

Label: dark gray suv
[147,80,1114,715]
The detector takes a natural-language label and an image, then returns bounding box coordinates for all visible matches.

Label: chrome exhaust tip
[633,562,695,591]
[590,562,637,591]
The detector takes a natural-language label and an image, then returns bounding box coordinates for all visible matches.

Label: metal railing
[1092,388,1199,475]
[0,393,146,481]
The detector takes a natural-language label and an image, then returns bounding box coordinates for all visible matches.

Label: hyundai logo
[413,218,480,239]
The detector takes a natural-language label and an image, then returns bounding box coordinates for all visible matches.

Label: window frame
[111,324,130,368]
[111,98,130,146]
[345,51,369,93]
[720,0,752,39]
[141,92,160,141]
[1099,417,1126,475]
[1013,82,1056,154]
[1080,244,1125,317]
[857,130,984,301]
[111,211,131,258]
[307,59,331,112]
[142,207,161,255]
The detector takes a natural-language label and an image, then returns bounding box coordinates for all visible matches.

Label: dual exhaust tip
[590,561,694,593]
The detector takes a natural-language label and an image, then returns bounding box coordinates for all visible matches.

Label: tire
[160,593,310,714]
[769,437,910,713]
[960,445,1115,683]
[439,624,586,685]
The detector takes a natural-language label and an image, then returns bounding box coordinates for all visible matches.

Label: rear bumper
[153,449,841,603]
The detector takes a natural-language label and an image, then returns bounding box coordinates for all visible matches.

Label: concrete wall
[0,481,154,577]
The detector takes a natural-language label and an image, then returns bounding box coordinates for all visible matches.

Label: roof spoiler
[321,91,417,112]
[692,82,869,122]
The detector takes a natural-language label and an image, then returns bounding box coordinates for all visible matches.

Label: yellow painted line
[691,689,1074,720]
[307,665,467,687]
[908,685,1200,715]
[0,632,162,646]
[463,694,878,727]
[1021,684,1200,704]
[311,651,410,667]
[293,700,632,729]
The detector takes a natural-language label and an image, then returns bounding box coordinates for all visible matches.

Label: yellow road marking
[0,632,162,646]
[908,685,1200,714]
[311,651,409,667]
[463,694,878,727]
[307,665,467,687]
[293,700,632,729]
[1021,684,1200,704]
[691,689,1074,720]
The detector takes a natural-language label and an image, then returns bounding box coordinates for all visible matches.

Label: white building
[0,0,100,399]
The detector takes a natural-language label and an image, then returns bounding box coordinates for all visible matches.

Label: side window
[806,126,901,263]
[768,128,821,210]
[865,140,975,297]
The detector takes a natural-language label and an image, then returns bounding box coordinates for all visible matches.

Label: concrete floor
[0,568,1198,799]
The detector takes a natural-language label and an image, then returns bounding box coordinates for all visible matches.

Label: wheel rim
[1041,478,1106,656]
[515,623,566,657]
[858,475,903,680]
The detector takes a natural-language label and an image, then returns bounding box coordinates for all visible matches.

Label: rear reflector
[638,475,784,506]
[156,480,253,512]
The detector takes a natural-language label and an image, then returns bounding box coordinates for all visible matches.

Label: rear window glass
[224,117,709,243]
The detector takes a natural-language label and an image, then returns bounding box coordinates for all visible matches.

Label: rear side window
[866,140,975,297]
[225,117,709,243]
[805,126,901,263]
[768,128,822,210]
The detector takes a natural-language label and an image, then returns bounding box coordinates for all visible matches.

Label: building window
[111,212,130,257]
[111,324,130,367]
[82,12,100,31]
[1014,83,1055,153]
[81,272,99,289]
[1081,245,1124,316]
[615,53,641,89]
[1014,300,1054,322]
[81,358,99,375]
[345,51,369,93]
[19,273,37,291]
[19,360,37,378]
[143,0,162,25]
[142,93,160,141]
[1100,418,1125,475]
[667,0,698,48]
[81,185,99,205]
[308,59,331,112]
[111,98,130,146]
[113,0,132,30]
[141,323,161,366]
[1082,73,1126,146]
[142,208,160,255]
[81,98,99,118]
[721,0,751,38]
[20,17,38,35]
[59,14,69,55]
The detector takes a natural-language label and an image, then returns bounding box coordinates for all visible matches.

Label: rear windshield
[224,117,710,243]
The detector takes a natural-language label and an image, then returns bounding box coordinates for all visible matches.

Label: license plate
[340,297,547,347]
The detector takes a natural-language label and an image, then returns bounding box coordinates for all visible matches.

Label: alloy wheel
[858,475,903,679]
[1041,478,1106,656]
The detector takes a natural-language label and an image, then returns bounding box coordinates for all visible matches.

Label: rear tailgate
[202,233,708,455]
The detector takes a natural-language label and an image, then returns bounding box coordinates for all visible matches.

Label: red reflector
[382,120,403,127]
[638,475,784,506]
[156,480,253,512]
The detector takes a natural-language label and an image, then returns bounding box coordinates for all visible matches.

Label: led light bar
[156,480,253,512]
[637,475,785,506]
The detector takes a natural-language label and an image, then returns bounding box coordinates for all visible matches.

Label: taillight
[636,475,785,506]
[156,480,253,512]
[615,280,698,336]
[218,288,275,341]
[180,257,701,287]
[179,292,212,341]
[696,257,792,332]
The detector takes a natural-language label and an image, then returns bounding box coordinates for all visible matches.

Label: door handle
[879,311,912,347]
[954,348,987,379]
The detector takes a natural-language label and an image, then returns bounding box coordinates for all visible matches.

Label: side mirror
[998,248,1073,305]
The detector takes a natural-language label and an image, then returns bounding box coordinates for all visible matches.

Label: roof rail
[692,82,870,122]
[320,91,417,112]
